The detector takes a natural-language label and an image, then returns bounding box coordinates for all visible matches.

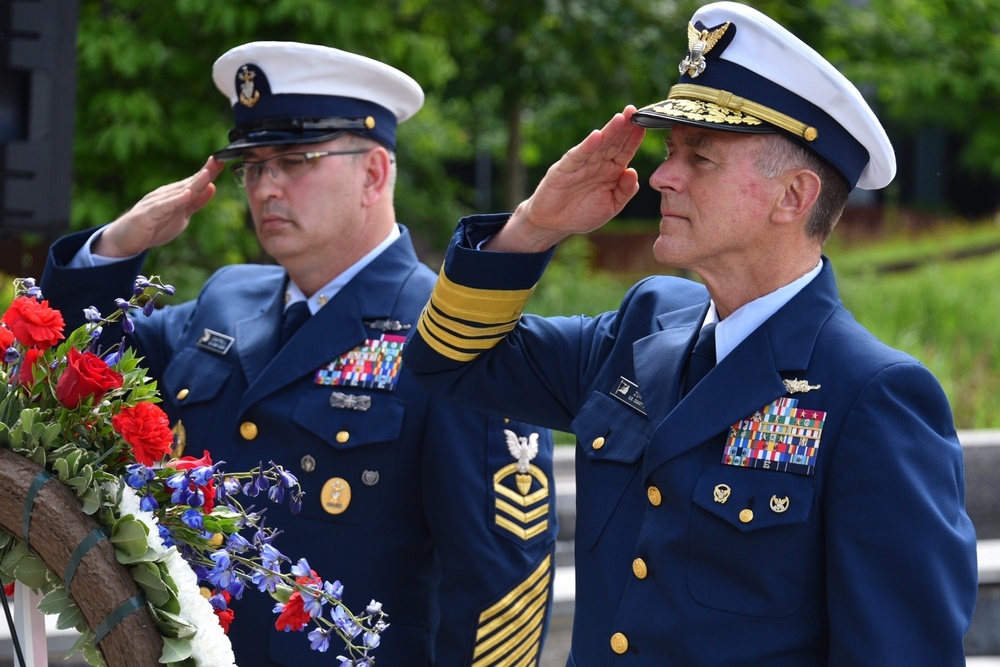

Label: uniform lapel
[235,285,285,387]
[238,230,420,413]
[632,303,707,426]
[640,259,840,478]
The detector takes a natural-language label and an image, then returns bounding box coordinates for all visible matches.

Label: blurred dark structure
[0,0,79,277]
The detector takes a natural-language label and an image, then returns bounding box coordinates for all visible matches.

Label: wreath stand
[0,448,163,666]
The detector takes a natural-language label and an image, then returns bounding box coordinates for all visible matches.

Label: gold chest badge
[321,477,351,515]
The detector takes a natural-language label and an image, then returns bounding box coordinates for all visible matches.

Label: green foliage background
[8,0,1000,427]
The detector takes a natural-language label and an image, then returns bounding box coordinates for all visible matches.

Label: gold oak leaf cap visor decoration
[632,1,896,191]
[211,41,425,159]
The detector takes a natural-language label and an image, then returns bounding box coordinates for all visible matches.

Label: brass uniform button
[336,430,350,444]
[647,485,662,507]
[239,421,258,440]
[176,388,190,401]
[632,558,648,580]
[739,508,754,523]
[592,436,605,450]
[610,632,629,655]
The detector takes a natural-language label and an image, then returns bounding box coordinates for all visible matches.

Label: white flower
[117,486,236,667]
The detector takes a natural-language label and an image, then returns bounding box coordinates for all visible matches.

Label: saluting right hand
[487,106,646,254]
[93,157,226,258]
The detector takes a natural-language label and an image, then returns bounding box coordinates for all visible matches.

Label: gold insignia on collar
[679,21,730,78]
[238,65,260,108]
[783,378,822,394]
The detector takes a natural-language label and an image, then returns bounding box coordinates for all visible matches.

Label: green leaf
[110,515,150,558]
[129,561,171,607]
[159,636,195,663]
[147,604,197,640]
[80,487,102,515]
[53,457,71,479]
[40,421,63,447]
[12,552,51,589]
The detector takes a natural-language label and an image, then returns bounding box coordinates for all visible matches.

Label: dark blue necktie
[279,301,310,347]
[683,322,717,395]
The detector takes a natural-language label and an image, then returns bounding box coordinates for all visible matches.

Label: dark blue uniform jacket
[404,214,978,667]
[42,224,558,666]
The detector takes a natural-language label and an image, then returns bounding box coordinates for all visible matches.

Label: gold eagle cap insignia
[680,21,731,78]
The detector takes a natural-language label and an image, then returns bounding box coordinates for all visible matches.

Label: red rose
[3,582,14,597]
[55,347,124,408]
[274,591,311,632]
[0,325,13,352]
[17,348,41,387]
[166,450,216,514]
[112,402,174,466]
[2,297,65,350]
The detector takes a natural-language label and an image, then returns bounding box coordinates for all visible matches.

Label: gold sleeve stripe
[420,306,516,352]
[432,268,536,323]
[473,555,552,666]
[416,267,535,362]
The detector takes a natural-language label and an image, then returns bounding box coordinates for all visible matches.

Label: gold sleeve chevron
[416,266,535,363]
[472,554,552,667]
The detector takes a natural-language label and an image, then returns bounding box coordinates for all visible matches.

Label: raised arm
[94,157,225,258]
[487,106,646,253]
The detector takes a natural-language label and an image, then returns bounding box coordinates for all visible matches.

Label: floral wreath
[0,277,387,666]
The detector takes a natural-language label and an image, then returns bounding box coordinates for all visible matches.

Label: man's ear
[361,147,392,208]
[773,169,821,225]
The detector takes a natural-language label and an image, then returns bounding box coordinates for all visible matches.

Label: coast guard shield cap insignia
[493,430,550,541]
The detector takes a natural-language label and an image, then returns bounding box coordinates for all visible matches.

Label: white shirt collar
[285,224,401,314]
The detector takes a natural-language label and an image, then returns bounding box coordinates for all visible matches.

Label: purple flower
[308,628,331,652]
[325,580,343,601]
[139,493,159,512]
[290,558,312,578]
[331,605,362,639]
[181,508,204,531]
[125,464,153,489]
[207,551,235,589]
[4,347,19,364]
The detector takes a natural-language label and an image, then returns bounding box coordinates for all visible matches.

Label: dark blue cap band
[224,94,398,155]
[677,59,869,187]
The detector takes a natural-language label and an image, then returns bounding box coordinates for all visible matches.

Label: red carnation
[2,296,64,350]
[274,591,311,632]
[55,347,124,408]
[112,402,173,466]
[212,590,234,634]
[17,348,42,387]
[166,450,216,514]
[0,325,13,352]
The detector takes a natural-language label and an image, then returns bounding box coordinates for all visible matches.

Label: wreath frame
[0,447,163,666]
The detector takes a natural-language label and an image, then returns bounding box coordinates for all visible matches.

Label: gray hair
[754,134,849,242]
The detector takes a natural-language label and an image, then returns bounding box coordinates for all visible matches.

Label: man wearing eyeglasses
[40,42,558,666]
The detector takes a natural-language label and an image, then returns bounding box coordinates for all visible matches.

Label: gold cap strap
[670,83,818,141]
